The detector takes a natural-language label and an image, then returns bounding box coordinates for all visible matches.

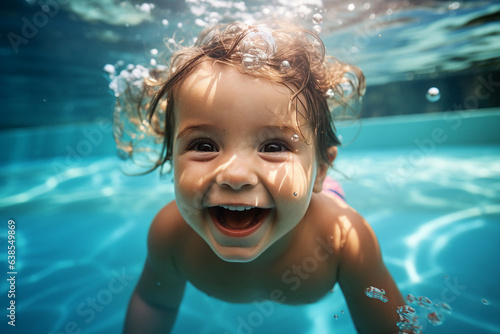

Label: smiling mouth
[208,206,270,237]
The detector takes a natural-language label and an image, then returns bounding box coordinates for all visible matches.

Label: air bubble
[417,296,432,309]
[312,13,323,24]
[195,18,208,27]
[313,25,322,35]
[348,3,355,11]
[242,53,261,71]
[397,305,416,320]
[150,48,158,55]
[334,314,338,320]
[138,3,153,13]
[440,302,452,314]
[103,64,115,75]
[291,134,299,142]
[482,298,490,305]
[325,88,334,99]
[406,294,417,305]
[280,60,291,73]
[364,286,388,303]
[293,192,298,197]
[162,19,169,26]
[427,312,444,326]
[426,87,441,102]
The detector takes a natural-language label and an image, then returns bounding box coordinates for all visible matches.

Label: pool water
[1,1,499,332]
[0,112,499,334]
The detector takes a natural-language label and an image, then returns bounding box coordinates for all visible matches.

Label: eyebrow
[176,124,301,140]
[176,124,213,140]
[264,125,297,132]
[262,125,302,136]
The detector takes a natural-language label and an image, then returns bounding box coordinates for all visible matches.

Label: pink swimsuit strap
[321,175,345,201]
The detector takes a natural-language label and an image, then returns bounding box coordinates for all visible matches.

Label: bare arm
[124,203,187,334]
[123,258,186,334]
[337,211,404,334]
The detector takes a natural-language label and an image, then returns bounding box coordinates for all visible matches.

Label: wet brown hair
[113,21,365,173]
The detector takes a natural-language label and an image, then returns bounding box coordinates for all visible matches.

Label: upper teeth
[220,205,254,211]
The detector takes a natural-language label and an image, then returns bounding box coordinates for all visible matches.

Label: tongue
[219,208,261,229]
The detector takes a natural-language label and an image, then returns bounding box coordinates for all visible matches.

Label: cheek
[268,156,317,200]
[173,160,207,209]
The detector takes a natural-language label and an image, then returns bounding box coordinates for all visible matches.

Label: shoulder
[309,192,370,255]
[147,201,189,269]
[319,193,381,268]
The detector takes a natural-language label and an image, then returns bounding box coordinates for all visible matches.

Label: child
[117,21,405,333]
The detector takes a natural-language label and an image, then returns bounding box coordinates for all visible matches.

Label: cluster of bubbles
[312,13,323,35]
[239,27,277,72]
[236,12,327,74]
[104,62,165,167]
[397,294,451,333]
[106,63,151,98]
[396,304,419,332]
[364,287,453,333]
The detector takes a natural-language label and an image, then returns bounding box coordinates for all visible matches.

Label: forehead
[174,61,310,131]
[176,61,289,109]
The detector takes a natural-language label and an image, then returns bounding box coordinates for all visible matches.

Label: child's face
[172,62,324,262]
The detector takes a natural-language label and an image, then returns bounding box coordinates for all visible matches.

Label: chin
[212,245,264,263]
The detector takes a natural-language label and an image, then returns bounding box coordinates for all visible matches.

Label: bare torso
[162,192,345,305]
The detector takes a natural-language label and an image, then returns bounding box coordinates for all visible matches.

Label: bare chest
[178,246,339,305]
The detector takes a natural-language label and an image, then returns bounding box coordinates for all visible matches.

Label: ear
[313,146,338,193]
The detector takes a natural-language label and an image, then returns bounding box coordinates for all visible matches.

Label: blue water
[1,0,500,333]
[1,131,499,333]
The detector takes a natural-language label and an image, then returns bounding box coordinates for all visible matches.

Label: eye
[188,139,218,152]
[260,140,289,153]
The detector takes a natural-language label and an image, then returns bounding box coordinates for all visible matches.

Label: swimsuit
[321,175,345,201]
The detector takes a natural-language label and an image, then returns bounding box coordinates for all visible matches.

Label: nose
[215,154,258,190]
